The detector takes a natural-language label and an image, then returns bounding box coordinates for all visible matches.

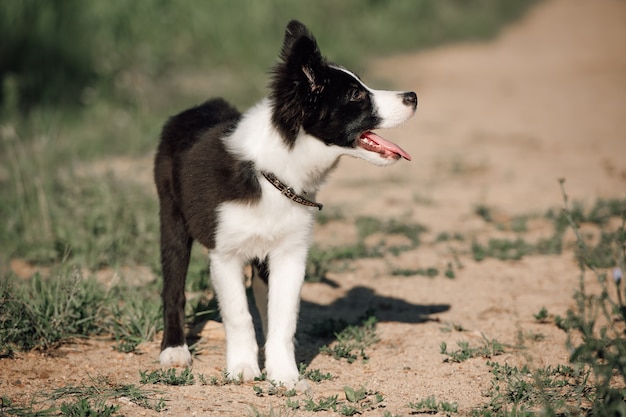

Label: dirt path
[2,0,625,415]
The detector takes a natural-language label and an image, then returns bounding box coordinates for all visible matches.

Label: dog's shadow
[188,277,449,369]
[294,281,449,367]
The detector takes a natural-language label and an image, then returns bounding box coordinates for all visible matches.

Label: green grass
[409,395,459,415]
[316,310,379,364]
[1,0,541,112]
[0,0,540,271]
[471,182,626,416]
[0,268,106,353]
[440,337,506,363]
[0,374,167,416]
[306,216,427,281]
[139,367,195,386]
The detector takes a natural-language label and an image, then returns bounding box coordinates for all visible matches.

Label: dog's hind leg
[251,257,269,340]
[210,253,261,381]
[158,201,193,367]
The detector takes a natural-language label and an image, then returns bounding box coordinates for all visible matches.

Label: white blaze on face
[370,89,416,128]
[330,65,415,128]
[326,65,416,166]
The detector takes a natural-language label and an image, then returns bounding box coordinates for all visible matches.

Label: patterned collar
[261,171,323,210]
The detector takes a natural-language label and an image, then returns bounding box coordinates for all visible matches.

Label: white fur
[331,65,415,129]
[205,73,413,388]
[159,344,192,367]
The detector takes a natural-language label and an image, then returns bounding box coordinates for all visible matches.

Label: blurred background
[0,0,538,271]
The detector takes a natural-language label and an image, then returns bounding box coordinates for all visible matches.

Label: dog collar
[261,171,323,211]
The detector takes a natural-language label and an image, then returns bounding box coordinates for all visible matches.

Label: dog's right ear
[279,20,324,92]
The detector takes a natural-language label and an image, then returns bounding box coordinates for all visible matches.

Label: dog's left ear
[279,20,324,92]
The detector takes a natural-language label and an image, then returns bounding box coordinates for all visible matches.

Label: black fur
[154,99,261,349]
[270,20,383,150]
[154,20,416,358]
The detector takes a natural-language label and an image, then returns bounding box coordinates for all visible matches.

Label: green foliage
[473,361,590,416]
[392,266,439,277]
[440,337,505,363]
[319,312,379,363]
[60,398,119,417]
[409,395,458,415]
[299,364,334,382]
[532,307,549,323]
[0,396,57,417]
[0,150,160,269]
[473,185,626,416]
[0,269,105,353]
[302,395,340,412]
[139,367,195,386]
[47,375,166,413]
[341,386,385,415]
[555,182,626,416]
[1,0,541,112]
[307,217,427,281]
[108,288,163,353]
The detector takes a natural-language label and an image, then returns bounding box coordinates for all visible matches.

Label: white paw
[266,366,301,390]
[159,344,192,367]
[227,363,261,382]
[294,378,312,394]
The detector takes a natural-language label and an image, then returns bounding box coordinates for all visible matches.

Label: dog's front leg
[264,247,308,390]
[209,253,261,381]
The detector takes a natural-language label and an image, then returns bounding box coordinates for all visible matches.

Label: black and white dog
[155,20,417,389]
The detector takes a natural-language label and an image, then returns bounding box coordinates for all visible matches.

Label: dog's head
[270,20,417,166]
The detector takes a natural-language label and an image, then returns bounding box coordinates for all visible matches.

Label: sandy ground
[2,0,625,415]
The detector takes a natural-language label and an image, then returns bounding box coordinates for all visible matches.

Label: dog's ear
[270,20,326,147]
[279,20,324,92]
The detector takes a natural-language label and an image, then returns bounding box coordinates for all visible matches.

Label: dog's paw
[227,363,261,382]
[293,378,312,394]
[266,367,308,392]
[159,344,192,367]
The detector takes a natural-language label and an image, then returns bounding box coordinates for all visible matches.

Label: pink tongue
[361,131,412,161]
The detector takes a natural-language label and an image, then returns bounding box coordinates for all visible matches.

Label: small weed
[440,337,505,363]
[341,385,385,415]
[533,307,549,323]
[319,311,379,363]
[475,205,494,223]
[285,398,300,410]
[0,396,56,416]
[299,364,334,382]
[473,361,589,416]
[109,289,162,353]
[60,398,119,417]
[48,375,166,413]
[409,395,458,414]
[439,322,466,333]
[392,266,439,277]
[302,395,339,412]
[436,232,465,242]
[139,367,195,386]
[253,380,297,398]
[197,371,232,386]
[249,405,294,417]
[471,238,532,261]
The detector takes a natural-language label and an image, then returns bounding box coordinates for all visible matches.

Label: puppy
[154,20,417,389]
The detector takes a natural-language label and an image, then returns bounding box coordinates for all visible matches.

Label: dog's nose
[402,92,417,109]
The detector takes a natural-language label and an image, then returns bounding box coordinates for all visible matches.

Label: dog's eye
[349,88,366,102]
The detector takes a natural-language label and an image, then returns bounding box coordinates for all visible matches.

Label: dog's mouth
[357,131,411,161]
